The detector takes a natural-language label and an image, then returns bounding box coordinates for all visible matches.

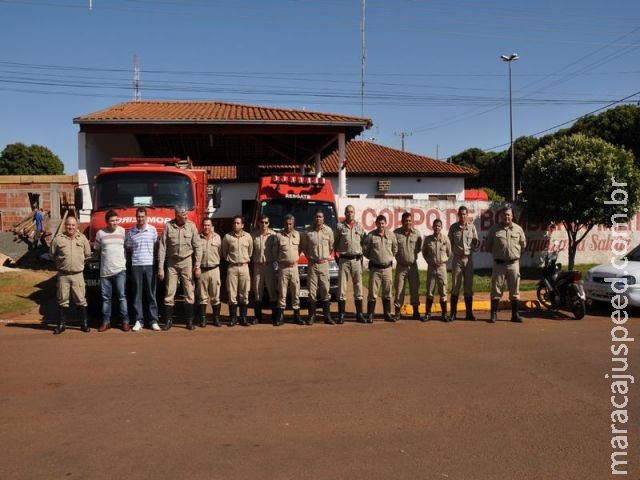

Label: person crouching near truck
[197,217,222,327]
[158,206,202,331]
[251,215,278,325]
[301,209,335,325]
[221,215,253,327]
[363,214,398,323]
[271,214,302,326]
[50,215,91,334]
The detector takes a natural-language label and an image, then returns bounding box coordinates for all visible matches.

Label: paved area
[1,306,637,480]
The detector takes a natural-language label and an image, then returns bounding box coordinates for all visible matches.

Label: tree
[0,143,64,175]
[521,134,640,269]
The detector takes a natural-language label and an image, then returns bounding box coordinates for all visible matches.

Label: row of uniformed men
[48,204,526,333]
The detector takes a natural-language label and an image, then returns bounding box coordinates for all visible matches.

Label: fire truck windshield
[259,200,337,232]
[95,171,195,210]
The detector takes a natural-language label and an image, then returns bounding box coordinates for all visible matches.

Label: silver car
[584,243,640,307]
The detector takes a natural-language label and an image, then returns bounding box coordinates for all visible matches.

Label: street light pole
[501,53,519,202]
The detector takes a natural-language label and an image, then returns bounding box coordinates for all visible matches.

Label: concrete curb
[400,299,542,315]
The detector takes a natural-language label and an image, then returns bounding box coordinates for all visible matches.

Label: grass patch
[0,270,56,317]
[362,264,598,293]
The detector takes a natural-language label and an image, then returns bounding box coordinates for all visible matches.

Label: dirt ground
[1,303,638,480]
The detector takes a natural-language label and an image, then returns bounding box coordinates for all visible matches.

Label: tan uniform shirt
[422,234,452,266]
[199,232,222,267]
[486,223,526,260]
[252,229,276,263]
[50,231,91,273]
[393,227,422,265]
[221,231,253,264]
[448,221,478,257]
[272,230,301,265]
[334,221,365,256]
[158,220,202,266]
[301,225,334,262]
[363,229,398,266]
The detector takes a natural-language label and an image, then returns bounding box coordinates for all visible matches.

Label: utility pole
[360,0,366,117]
[133,55,141,101]
[394,131,412,152]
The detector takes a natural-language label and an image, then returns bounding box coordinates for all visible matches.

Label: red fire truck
[78,157,216,290]
[252,173,340,300]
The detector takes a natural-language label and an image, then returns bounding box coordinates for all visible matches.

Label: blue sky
[1,0,639,174]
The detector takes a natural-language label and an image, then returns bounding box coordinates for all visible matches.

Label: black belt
[369,261,393,269]
[60,270,83,275]
[494,258,518,265]
[340,254,362,260]
[200,265,219,271]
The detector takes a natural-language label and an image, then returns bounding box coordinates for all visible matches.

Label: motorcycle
[536,243,586,319]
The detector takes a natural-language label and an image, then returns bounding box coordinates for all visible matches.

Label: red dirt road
[1,310,638,480]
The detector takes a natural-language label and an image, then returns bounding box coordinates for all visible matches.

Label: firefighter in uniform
[448,205,479,320]
[485,207,527,323]
[271,214,302,326]
[301,210,335,325]
[363,214,398,323]
[158,206,202,331]
[334,204,366,323]
[50,215,91,334]
[393,212,423,321]
[422,218,452,322]
[197,217,222,327]
[251,215,277,325]
[221,215,253,327]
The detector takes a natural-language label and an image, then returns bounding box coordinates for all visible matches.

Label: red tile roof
[74,100,372,127]
[323,141,477,176]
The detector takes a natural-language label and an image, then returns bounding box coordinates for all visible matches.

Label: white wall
[326,175,465,200]
[79,132,143,181]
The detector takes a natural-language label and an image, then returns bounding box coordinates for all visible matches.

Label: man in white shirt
[95,209,129,332]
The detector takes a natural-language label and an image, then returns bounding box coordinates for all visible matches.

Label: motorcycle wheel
[569,290,586,320]
[536,284,554,309]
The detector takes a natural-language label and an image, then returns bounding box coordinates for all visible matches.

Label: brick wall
[0,175,78,232]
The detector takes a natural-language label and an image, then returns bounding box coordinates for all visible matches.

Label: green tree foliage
[565,105,640,165]
[521,134,640,269]
[0,142,64,175]
[448,148,504,192]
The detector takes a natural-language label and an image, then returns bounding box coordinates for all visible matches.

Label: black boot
[366,300,376,323]
[337,299,346,324]
[450,295,458,321]
[162,304,174,331]
[293,309,303,325]
[489,299,499,323]
[307,300,316,326]
[270,302,278,324]
[185,303,195,330]
[323,301,335,325]
[464,296,476,320]
[78,305,90,332]
[355,299,367,323]
[511,299,523,323]
[383,299,394,322]
[421,298,433,322]
[440,301,451,322]
[228,304,237,327]
[53,307,66,335]
[198,304,207,328]
[273,307,283,326]
[239,304,250,327]
[212,303,221,327]
[412,304,421,321]
[394,304,401,321]
[253,301,263,325]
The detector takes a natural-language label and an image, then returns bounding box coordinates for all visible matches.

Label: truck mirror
[208,184,221,209]
[74,187,84,211]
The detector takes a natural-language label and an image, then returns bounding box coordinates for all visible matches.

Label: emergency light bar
[271,175,326,186]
